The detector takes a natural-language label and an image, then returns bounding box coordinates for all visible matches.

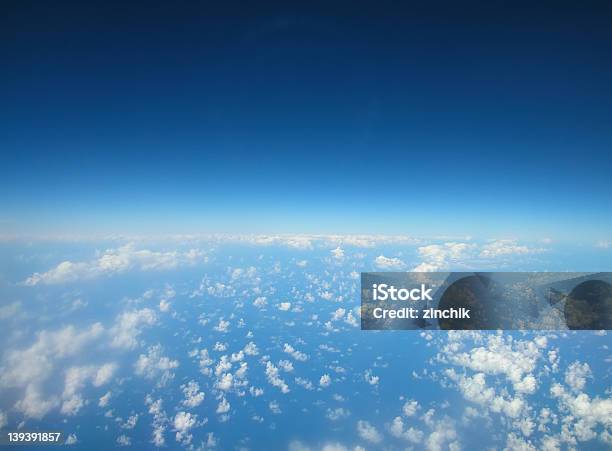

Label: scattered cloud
[23,243,206,285]
[357,420,382,444]
[283,343,308,361]
[181,380,205,408]
[374,255,407,270]
[110,308,157,349]
[174,411,198,445]
[134,345,179,387]
[480,239,545,258]
[264,361,289,393]
[319,374,331,388]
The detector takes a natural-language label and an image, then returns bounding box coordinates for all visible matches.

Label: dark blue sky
[2,1,612,237]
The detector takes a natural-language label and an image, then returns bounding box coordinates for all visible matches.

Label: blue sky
[1,5,611,448]
[2,2,612,239]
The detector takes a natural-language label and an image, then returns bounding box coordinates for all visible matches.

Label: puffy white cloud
[331,308,346,321]
[243,341,259,356]
[412,239,544,271]
[215,373,233,391]
[565,361,592,393]
[121,414,139,430]
[389,416,405,437]
[330,247,345,260]
[294,377,314,390]
[145,395,168,447]
[426,418,459,451]
[493,396,526,419]
[110,308,157,350]
[433,330,612,448]
[389,416,423,443]
[356,420,382,444]
[23,243,206,285]
[534,336,548,348]
[249,386,264,397]
[402,399,420,417]
[550,382,612,444]
[235,361,248,379]
[60,395,84,417]
[319,374,331,388]
[181,381,205,408]
[221,233,417,250]
[264,361,289,393]
[283,343,308,361]
[540,435,561,451]
[231,350,244,362]
[253,296,267,308]
[134,345,179,387]
[216,397,230,414]
[174,411,198,445]
[480,240,544,258]
[61,363,117,415]
[99,391,111,408]
[413,262,442,272]
[277,302,291,311]
[446,370,495,405]
[94,363,118,386]
[445,368,526,420]
[116,435,131,446]
[269,400,282,414]
[23,261,89,286]
[189,348,213,375]
[214,318,230,333]
[326,407,350,421]
[325,234,418,248]
[283,236,313,250]
[0,322,104,419]
[213,342,228,352]
[364,369,379,386]
[436,332,559,437]
[205,432,217,448]
[159,299,171,312]
[505,432,536,451]
[374,255,407,270]
[517,416,535,437]
[14,385,59,419]
[514,374,537,394]
[320,291,334,301]
[548,348,560,373]
[413,242,475,271]
[227,234,313,249]
[278,360,294,372]
[344,311,359,327]
[0,323,104,389]
[194,281,236,298]
[440,333,542,395]
[214,356,232,377]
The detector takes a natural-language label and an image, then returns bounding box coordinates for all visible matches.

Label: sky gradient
[2,2,612,238]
